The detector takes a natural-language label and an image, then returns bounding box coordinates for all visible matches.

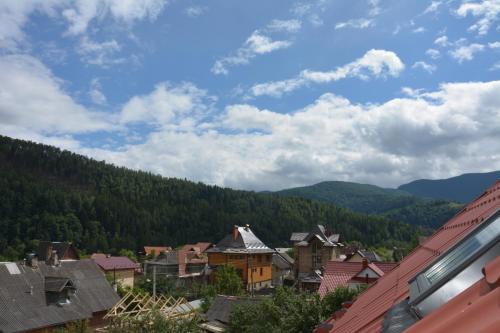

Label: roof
[44,276,75,292]
[181,242,212,253]
[206,226,274,254]
[318,261,398,297]
[93,256,138,270]
[325,180,500,333]
[0,259,119,333]
[359,250,382,263]
[291,225,340,247]
[204,295,261,324]
[273,253,293,270]
[36,241,79,261]
[144,246,171,256]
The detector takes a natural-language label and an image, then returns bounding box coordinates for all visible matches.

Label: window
[260,267,263,276]
[409,210,500,316]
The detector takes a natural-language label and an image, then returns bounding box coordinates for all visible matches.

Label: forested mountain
[273,181,462,229]
[398,171,500,203]
[0,135,416,260]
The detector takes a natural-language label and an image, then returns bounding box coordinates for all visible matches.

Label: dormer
[44,276,76,306]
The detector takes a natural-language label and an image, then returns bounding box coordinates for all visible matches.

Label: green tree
[213,265,243,295]
[321,285,363,318]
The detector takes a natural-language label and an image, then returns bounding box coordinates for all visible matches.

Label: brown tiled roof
[318,261,398,297]
[144,246,171,256]
[181,242,212,253]
[324,180,500,333]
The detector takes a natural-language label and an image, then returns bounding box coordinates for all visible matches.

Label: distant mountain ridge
[398,171,500,203]
[273,181,462,229]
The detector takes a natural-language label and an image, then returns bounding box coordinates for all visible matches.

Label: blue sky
[0,0,499,190]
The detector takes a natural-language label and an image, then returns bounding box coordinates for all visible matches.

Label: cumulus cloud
[211,31,292,75]
[449,43,485,63]
[82,80,500,190]
[76,36,126,67]
[250,49,405,98]
[412,61,437,73]
[120,82,215,127]
[62,0,169,36]
[267,19,302,33]
[434,35,451,47]
[0,54,111,134]
[412,27,426,33]
[456,0,500,36]
[335,18,375,30]
[89,78,107,105]
[184,5,206,18]
[426,48,441,59]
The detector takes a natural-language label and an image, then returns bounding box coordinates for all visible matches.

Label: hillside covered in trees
[273,181,462,229]
[0,135,417,260]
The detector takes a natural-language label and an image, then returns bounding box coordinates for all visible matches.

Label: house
[144,244,209,281]
[143,246,172,258]
[290,225,343,290]
[92,255,139,288]
[315,180,500,333]
[318,259,398,297]
[0,259,119,333]
[206,225,275,292]
[36,241,80,261]
[344,250,382,263]
[200,295,262,332]
[272,249,294,286]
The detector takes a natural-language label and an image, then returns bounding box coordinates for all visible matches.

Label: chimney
[362,258,368,269]
[27,253,38,268]
[233,225,239,240]
[49,250,60,266]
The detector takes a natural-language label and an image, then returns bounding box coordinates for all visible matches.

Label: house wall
[106,269,135,288]
[208,252,272,288]
[63,247,79,260]
[296,242,339,275]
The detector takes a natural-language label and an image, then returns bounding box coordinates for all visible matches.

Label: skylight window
[409,209,500,316]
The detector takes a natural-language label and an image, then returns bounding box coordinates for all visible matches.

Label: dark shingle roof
[0,259,119,333]
[93,256,138,270]
[293,225,341,247]
[273,253,293,270]
[205,296,261,324]
[359,250,382,263]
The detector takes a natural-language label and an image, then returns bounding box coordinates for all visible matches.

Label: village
[1,180,499,333]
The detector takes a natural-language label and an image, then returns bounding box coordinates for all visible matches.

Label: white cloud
[267,19,302,33]
[489,41,500,48]
[89,78,107,105]
[456,0,500,36]
[423,1,443,15]
[83,80,500,190]
[62,0,169,36]
[76,36,126,67]
[120,82,214,127]
[250,49,405,98]
[434,35,451,47]
[412,61,437,73]
[426,48,441,59]
[491,61,500,70]
[449,43,485,63]
[335,18,375,30]
[0,0,169,51]
[185,5,206,18]
[412,27,426,33]
[0,54,111,134]
[211,31,292,75]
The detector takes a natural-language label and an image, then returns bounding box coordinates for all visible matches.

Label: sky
[0,0,499,191]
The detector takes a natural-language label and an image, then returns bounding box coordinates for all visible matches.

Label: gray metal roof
[380,299,419,333]
[0,260,119,333]
[206,226,274,254]
[272,253,293,270]
[290,225,340,247]
[359,250,382,262]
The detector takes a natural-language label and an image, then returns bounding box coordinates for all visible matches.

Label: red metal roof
[318,261,398,297]
[93,256,138,271]
[325,180,500,333]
